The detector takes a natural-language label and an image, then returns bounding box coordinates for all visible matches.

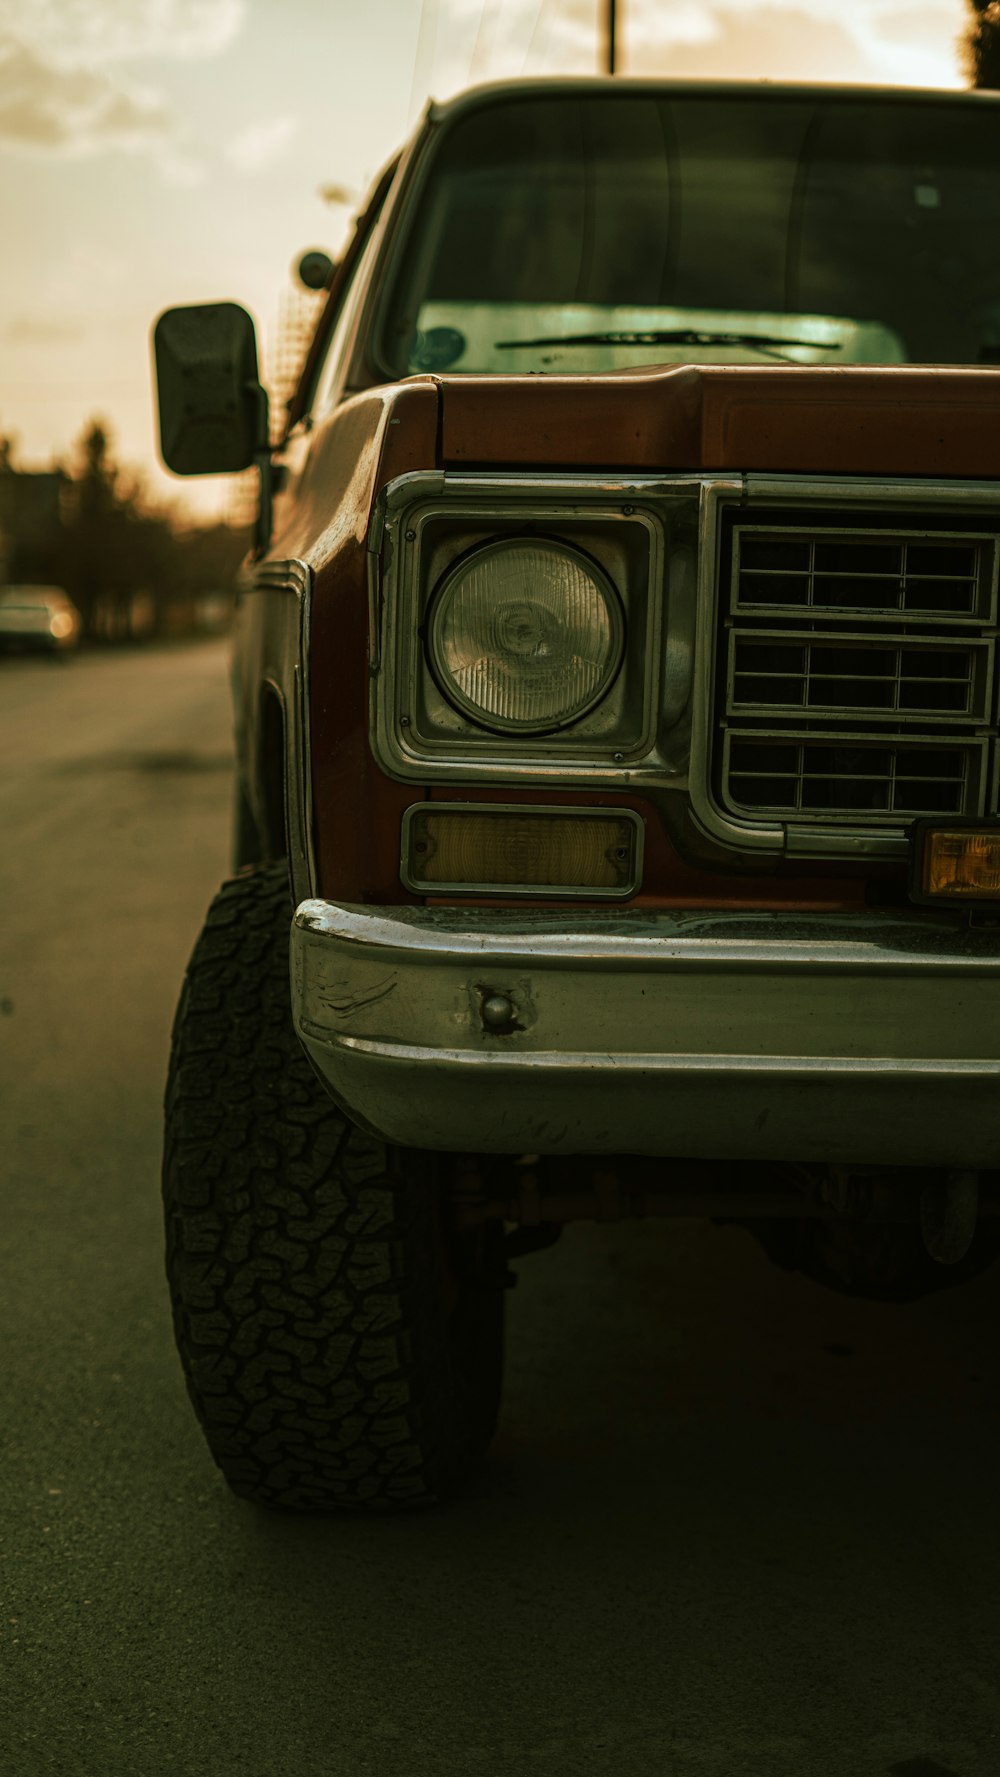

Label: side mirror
[152,302,268,475]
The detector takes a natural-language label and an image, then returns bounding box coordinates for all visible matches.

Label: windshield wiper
[494,328,841,363]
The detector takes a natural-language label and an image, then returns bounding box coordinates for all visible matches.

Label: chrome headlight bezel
[368,469,701,791]
[426,536,626,736]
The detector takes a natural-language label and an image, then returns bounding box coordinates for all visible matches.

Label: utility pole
[604,0,617,73]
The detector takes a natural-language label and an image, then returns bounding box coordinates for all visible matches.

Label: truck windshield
[380,91,1000,376]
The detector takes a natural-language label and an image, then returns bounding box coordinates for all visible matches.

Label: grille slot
[717,512,999,828]
[730,633,990,723]
[736,531,987,619]
[725,732,985,819]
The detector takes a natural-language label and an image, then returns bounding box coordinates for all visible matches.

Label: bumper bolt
[482,993,515,1030]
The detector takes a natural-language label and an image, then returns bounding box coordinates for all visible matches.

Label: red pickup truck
[154,78,1000,1511]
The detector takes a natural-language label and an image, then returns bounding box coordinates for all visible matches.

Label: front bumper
[291,902,1000,1166]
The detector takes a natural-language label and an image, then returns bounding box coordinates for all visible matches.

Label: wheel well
[258,686,287,862]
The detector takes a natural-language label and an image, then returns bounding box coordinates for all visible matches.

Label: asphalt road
[2,639,999,1777]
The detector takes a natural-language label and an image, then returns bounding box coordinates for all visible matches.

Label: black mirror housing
[297,250,334,291]
[153,302,268,475]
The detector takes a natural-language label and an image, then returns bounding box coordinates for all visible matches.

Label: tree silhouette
[58,420,153,636]
[3,418,249,640]
[964,0,1000,86]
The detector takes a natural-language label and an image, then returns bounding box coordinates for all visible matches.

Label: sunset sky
[0,0,974,520]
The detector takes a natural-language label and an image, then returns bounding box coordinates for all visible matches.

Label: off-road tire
[162,865,505,1510]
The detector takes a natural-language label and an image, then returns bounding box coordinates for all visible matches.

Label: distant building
[269,285,325,442]
[0,470,69,583]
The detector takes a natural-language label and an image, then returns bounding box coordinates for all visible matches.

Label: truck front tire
[162,865,505,1510]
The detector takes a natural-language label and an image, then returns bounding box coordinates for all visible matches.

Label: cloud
[225,115,298,172]
[6,315,84,343]
[0,0,245,163]
[0,36,170,151]
[623,0,964,85]
[318,180,360,208]
[156,148,206,187]
[0,0,244,64]
[627,5,892,82]
[870,2,970,81]
[429,0,965,91]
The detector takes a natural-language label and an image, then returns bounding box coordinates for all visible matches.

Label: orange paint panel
[304,382,439,903]
[699,367,1000,476]
[440,364,1000,476]
[441,366,703,468]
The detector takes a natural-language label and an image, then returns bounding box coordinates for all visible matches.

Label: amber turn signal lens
[921,828,1000,900]
[404,806,641,897]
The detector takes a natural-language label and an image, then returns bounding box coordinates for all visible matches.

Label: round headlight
[427,539,624,734]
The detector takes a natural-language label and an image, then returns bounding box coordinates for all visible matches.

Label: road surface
[1,640,999,1777]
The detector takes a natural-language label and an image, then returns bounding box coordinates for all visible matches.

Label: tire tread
[162,865,501,1510]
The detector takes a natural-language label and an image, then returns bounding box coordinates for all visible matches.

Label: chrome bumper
[290,902,1000,1166]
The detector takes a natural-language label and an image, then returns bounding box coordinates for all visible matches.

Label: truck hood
[436,363,1000,479]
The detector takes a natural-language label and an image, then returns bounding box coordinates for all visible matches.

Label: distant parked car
[0,586,82,653]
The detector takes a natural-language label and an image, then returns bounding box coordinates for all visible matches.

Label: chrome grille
[717,513,999,826]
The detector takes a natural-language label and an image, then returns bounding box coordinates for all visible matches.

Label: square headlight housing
[369,472,687,787]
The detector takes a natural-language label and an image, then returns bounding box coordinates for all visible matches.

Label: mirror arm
[247,380,273,559]
[253,450,273,560]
